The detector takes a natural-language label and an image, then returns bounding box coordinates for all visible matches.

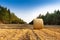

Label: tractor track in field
[0,24,60,40]
[0,28,60,40]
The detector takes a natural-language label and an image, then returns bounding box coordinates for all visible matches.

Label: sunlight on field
[0,25,60,40]
[0,29,29,40]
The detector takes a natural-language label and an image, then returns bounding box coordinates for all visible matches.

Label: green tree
[0,5,26,24]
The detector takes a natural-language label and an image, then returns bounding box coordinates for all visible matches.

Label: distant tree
[29,10,60,25]
[8,9,11,23]
[29,20,33,24]
[0,5,26,24]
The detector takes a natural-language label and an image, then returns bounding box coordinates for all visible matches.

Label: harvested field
[0,24,60,40]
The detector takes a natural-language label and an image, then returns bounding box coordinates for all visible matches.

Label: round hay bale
[33,19,44,29]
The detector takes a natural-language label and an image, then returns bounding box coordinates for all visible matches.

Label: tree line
[29,10,60,25]
[0,5,26,24]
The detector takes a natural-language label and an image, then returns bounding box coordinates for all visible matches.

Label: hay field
[0,24,60,40]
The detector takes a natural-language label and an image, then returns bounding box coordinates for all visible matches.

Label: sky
[0,0,60,23]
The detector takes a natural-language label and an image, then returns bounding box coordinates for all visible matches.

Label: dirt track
[0,24,60,40]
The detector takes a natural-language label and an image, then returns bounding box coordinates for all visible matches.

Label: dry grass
[33,19,44,29]
[0,25,60,40]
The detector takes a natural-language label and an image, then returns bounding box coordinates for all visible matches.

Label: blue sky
[0,0,60,23]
